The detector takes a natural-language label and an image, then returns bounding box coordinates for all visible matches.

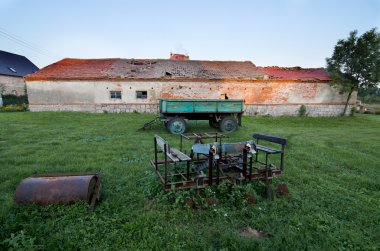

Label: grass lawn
[0,112,379,250]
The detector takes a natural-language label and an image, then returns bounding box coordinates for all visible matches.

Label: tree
[358,85,380,104]
[326,28,380,115]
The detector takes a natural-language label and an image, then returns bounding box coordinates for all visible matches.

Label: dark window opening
[136,91,147,99]
[110,91,122,99]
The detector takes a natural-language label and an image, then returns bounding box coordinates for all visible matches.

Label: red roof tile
[260,66,331,81]
[25,58,115,81]
[25,58,330,82]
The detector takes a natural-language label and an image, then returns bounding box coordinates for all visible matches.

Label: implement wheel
[219,116,238,133]
[167,118,187,134]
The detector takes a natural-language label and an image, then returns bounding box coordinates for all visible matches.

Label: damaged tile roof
[25,58,330,82]
[260,66,330,81]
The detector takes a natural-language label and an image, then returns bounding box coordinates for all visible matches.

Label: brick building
[25,56,355,116]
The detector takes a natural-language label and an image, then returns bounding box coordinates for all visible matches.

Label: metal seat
[255,145,282,154]
[252,133,288,170]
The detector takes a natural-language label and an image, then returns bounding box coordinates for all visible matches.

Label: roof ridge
[259,66,327,70]
[58,58,255,64]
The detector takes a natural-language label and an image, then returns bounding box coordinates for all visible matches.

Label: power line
[0,27,60,59]
[0,29,55,58]
[0,30,51,57]
[0,27,54,55]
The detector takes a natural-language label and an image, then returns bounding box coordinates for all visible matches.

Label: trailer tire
[167,118,187,134]
[219,116,238,133]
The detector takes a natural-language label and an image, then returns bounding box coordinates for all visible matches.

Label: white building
[25,56,355,116]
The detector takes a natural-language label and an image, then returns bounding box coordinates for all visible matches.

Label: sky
[0,0,379,69]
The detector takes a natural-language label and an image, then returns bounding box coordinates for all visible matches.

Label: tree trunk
[342,87,354,116]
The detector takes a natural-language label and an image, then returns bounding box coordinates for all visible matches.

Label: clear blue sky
[1,0,379,68]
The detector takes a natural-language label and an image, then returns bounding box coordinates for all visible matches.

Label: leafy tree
[326,28,380,115]
[358,85,380,104]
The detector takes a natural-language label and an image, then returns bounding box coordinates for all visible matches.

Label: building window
[136,91,147,99]
[8,67,17,73]
[110,91,122,99]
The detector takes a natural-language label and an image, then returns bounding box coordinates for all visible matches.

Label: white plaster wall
[27,81,160,104]
[0,75,26,95]
[26,80,357,116]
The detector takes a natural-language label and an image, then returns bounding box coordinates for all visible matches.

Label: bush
[298,105,307,116]
[15,105,25,111]
[2,105,14,112]
[2,94,28,105]
[1,104,28,112]
[350,107,357,116]
[1,230,40,250]
[375,110,380,115]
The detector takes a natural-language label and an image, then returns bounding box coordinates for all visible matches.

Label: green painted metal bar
[159,99,244,114]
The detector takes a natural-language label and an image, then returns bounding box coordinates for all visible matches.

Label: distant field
[0,112,379,250]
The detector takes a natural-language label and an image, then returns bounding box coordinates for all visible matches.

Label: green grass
[0,112,379,250]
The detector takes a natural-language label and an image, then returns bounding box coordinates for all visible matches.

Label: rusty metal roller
[14,173,101,207]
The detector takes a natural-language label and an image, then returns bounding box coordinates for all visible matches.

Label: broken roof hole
[130,61,144,65]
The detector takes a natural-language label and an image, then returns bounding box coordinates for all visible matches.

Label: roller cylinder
[14,175,99,205]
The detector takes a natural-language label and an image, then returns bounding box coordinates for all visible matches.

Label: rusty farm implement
[14,172,101,210]
[12,132,287,209]
[151,132,288,193]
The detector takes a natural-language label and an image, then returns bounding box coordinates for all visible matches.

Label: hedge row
[1,94,29,105]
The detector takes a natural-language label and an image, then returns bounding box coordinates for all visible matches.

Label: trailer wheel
[219,116,238,133]
[167,118,187,134]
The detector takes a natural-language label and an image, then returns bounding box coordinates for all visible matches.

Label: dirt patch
[276,183,289,196]
[238,227,267,240]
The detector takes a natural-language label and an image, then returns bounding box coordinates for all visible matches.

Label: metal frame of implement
[151,133,286,191]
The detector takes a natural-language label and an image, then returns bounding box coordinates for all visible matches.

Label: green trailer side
[142,99,244,134]
[159,99,243,114]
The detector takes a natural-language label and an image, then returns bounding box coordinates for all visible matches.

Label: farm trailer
[142,99,244,134]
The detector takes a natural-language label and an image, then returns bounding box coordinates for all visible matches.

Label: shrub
[1,230,40,250]
[1,104,28,112]
[298,105,307,116]
[2,105,15,112]
[16,105,24,111]
[2,94,28,105]
[375,110,380,115]
[350,107,357,116]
